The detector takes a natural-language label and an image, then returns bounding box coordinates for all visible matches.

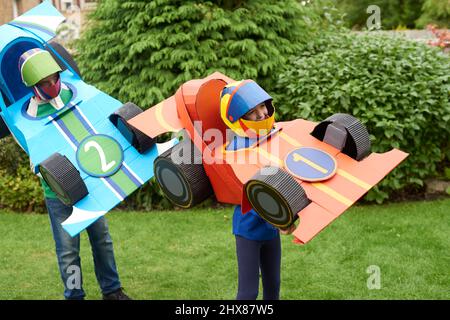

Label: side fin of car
[8,1,66,43]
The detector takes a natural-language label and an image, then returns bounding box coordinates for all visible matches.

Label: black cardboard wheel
[38,153,88,206]
[110,102,155,154]
[245,167,310,229]
[154,139,213,208]
[311,113,371,161]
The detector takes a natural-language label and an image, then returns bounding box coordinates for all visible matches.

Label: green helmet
[19,48,62,87]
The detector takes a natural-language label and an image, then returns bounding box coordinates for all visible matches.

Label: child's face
[243,103,269,121]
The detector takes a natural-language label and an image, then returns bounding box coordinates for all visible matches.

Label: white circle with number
[76,134,123,177]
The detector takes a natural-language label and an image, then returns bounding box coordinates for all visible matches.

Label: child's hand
[279,223,296,235]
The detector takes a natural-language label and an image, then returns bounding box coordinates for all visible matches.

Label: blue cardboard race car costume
[0,2,177,236]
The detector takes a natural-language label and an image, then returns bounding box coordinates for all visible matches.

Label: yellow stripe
[259,132,353,206]
[256,148,284,166]
[293,153,328,174]
[155,102,178,132]
[279,132,302,147]
[311,183,353,206]
[279,132,371,190]
[337,169,371,190]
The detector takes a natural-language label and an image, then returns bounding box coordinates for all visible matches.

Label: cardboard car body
[0,2,176,236]
[128,72,408,244]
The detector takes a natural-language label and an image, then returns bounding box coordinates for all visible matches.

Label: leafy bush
[276,31,450,203]
[0,138,46,212]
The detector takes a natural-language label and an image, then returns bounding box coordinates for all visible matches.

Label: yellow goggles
[238,114,275,138]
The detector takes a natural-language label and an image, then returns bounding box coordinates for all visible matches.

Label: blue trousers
[235,235,281,300]
[45,198,121,299]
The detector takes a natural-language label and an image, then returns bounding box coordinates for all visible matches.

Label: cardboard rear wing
[8,1,65,43]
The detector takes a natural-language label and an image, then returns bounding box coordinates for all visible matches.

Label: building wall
[0,0,14,25]
[18,0,43,15]
[0,0,97,25]
[0,0,44,24]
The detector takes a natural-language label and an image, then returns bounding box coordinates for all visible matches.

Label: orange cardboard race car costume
[126,72,408,244]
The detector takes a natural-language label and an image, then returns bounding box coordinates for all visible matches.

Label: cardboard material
[130,71,408,244]
[0,2,177,237]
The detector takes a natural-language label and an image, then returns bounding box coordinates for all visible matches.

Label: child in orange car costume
[220,80,296,300]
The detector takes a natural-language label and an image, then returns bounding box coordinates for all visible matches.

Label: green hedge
[0,137,46,212]
[275,31,450,203]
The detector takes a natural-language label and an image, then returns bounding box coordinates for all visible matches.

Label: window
[61,0,74,11]
[81,0,97,10]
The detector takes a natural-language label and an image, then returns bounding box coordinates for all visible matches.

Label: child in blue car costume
[220,80,296,300]
[18,48,130,300]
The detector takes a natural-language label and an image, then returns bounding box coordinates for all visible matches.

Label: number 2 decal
[77,135,123,177]
[84,141,117,172]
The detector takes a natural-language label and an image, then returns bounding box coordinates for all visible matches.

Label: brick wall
[20,0,43,14]
[0,0,42,25]
[0,0,14,25]
[1,0,97,39]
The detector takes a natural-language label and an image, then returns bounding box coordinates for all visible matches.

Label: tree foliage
[416,0,450,28]
[75,0,328,109]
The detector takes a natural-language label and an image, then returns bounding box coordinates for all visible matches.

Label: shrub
[0,137,45,212]
[275,31,450,203]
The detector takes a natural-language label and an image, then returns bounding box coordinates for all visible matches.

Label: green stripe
[59,110,91,143]
[109,169,137,196]
[59,112,137,196]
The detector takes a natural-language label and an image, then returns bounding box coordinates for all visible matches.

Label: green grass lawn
[0,198,449,300]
